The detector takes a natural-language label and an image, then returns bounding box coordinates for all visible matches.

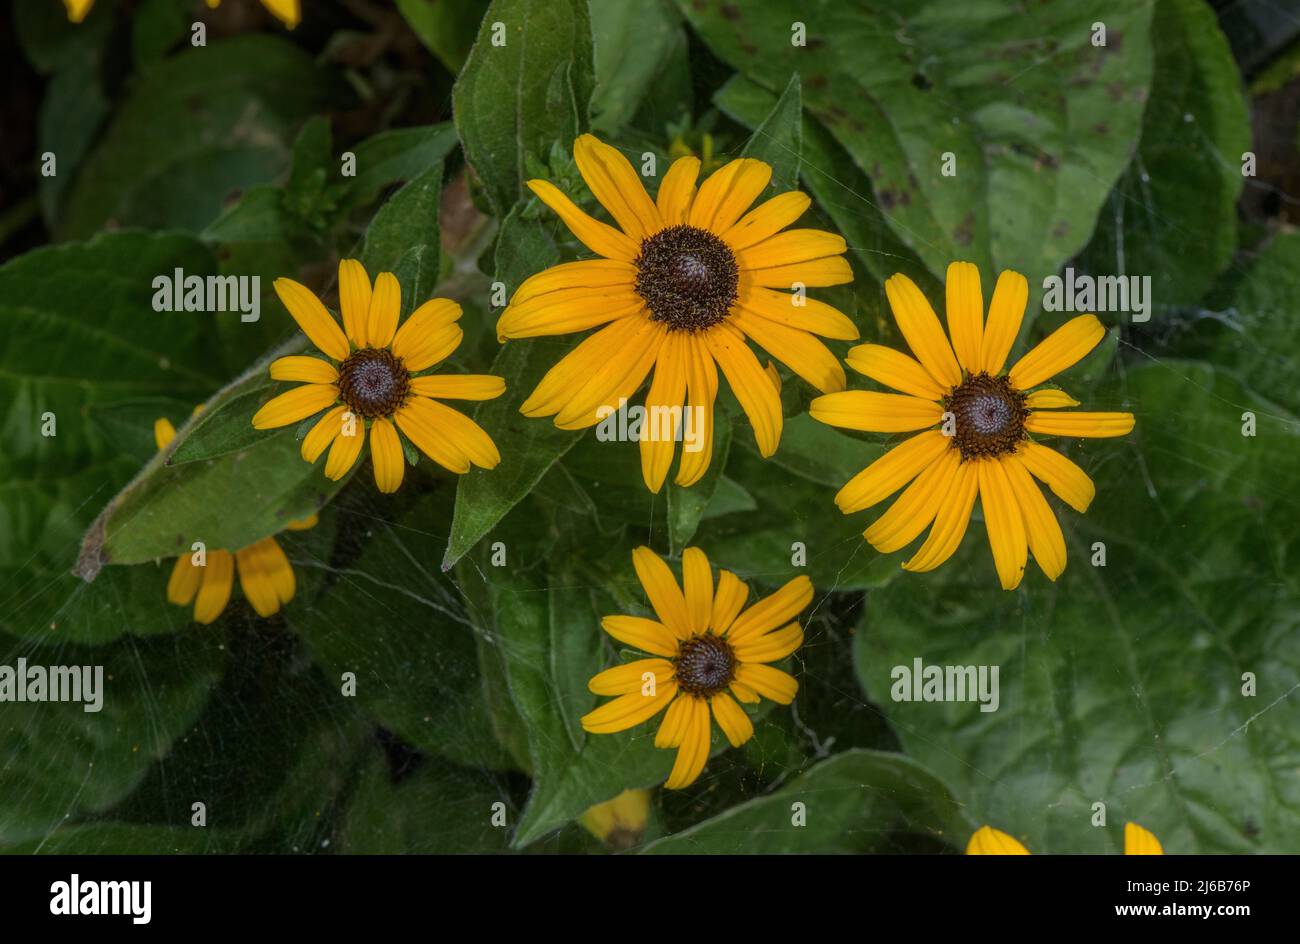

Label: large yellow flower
[498,134,856,492]
[251,259,505,493]
[63,0,300,27]
[154,416,316,624]
[967,822,1163,855]
[581,546,811,789]
[810,262,1135,590]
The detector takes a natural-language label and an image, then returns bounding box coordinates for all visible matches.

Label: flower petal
[674,338,718,488]
[409,374,506,401]
[403,396,500,469]
[884,273,962,388]
[323,423,365,480]
[519,316,645,419]
[573,134,661,240]
[681,547,713,636]
[744,256,853,288]
[632,546,690,637]
[832,430,949,514]
[730,307,846,394]
[1017,442,1094,513]
[154,417,176,451]
[1003,455,1066,581]
[710,569,749,635]
[663,696,711,789]
[367,271,401,349]
[945,261,983,372]
[654,693,693,748]
[369,416,405,494]
[731,622,803,665]
[733,663,798,704]
[735,283,859,340]
[394,401,469,473]
[193,549,234,625]
[710,691,754,748]
[1008,314,1105,390]
[978,458,1028,591]
[904,457,979,573]
[864,444,960,553]
[391,297,463,369]
[639,334,688,493]
[1125,822,1164,855]
[721,191,811,251]
[655,156,700,227]
[809,390,943,433]
[167,555,202,606]
[301,405,347,463]
[979,269,1028,375]
[581,682,678,734]
[235,544,280,618]
[689,158,771,233]
[527,178,639,261]
[588,658,674,696]
[1025,411,1135,438]
[338,258,371,346]
[1024,388,1080,409]
[703,325,783,457]
[728,575,813,643]
[509,259,639,307]
[251,383,338,430]
[269,355,338,384]
[844,343,946,399]
[497,287,643,340]
[601,615,678,658]
[273,277,349,361]
[552,320,666,429]
[736,229,847,272]
[966,826,1030,855]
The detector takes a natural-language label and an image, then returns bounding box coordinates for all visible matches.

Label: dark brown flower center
[945,372,1028,460]
[337,348,410,419]
[634,224,738,332]
[674,633,736,698]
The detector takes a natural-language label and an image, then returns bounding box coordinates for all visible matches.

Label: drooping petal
[404,396,500,469]
[979,269,1028,375]
[638,333,687,493]
[167,555,202,606]
[864,445,960,554]
[261,0,300,28]
[580,682,678,734]
[323,423,365,480]
[844,344,946,400]
[552,320,666,429]
[154,417,177,451]
[1008,314,1105,390]
[301,405,347,463]
[832,430,950,515]
[394,402,469,473]
[674,338,718,488]
[730,308,846,394]
[884,273,962,388]
[526,178,639,261]
[703,325,783,457]
[273,277,349,361]
[978,459,1028,591]
[735,283,859,339]
[235,544,280,618]
[193,549,235,625]
[663,696,711,789]
[1017,442,1095,513]
[654,693,692,748]
[1004,455,1066,581]
[903,457,979,573]
[710,691,755,748]
[369,416,405,493]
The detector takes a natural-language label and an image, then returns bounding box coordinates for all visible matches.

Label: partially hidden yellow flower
[810,262,1135,590]
[579,788,651,850]
[498,134,856,492]
[966,822,1163,855]
[63,0,300,27]
[251,259,505,493]
[582,546,811,789]
[154,416,316,625]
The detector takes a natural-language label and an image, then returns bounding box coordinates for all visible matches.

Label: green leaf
[59,35,342,239]
[443,208,579,570]
[336,124,460,213]
[0,630,223,843]
[740,74,801,193]
[855,361,1300,852]
[682,0,1155,298]
[590,0,688,137]
[395,0,490,73]
[360,162,443,309]
[667,421,731,554]
[640,749,973,853]
[1080,0,1250,310]
[286,494,514,771]
[453,0,595,214]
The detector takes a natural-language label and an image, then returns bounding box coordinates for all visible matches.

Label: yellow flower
[498,134,856,492]
[579,788,651,850]
[154,416,316,625]
[63,0,300,27]
[966,822,1163,855]
[810,262,1135,590]
[251,259,506,493]
[582,546,811,789]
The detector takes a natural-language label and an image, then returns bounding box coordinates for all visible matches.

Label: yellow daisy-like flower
[810,262,1135,590]
[63,0,300,27]
[498,134,856,492]
[966,822,1163,855]
[581,546,812,789]
[154,417,316,625]
[250,259,506,493]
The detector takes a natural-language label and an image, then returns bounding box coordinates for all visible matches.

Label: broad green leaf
[443,208,579,569]
[1080,0,1250,310]
[453,0,595,214]
[0,630,223,843]
[338,746,515,853]
[287,494,514,771]
[59,35,342,239]
[641,749,973,853]
[681,0,1154,299]
[395,0,490,73]
[336,124,460,213]
[855,361,1300,853]
[590,0,688,137]
[361,162,443,310]
[667,422,731,554]
[740,73,801,193]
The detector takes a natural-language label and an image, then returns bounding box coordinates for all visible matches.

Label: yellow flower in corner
[582,546,811,789]
[154,417,316,625]
[579,788,652,850]
[63,0,300,28]
[498,134,856,492]
[251,259,505,493]
[966,822,1163,855]
[810,262,1134,590]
